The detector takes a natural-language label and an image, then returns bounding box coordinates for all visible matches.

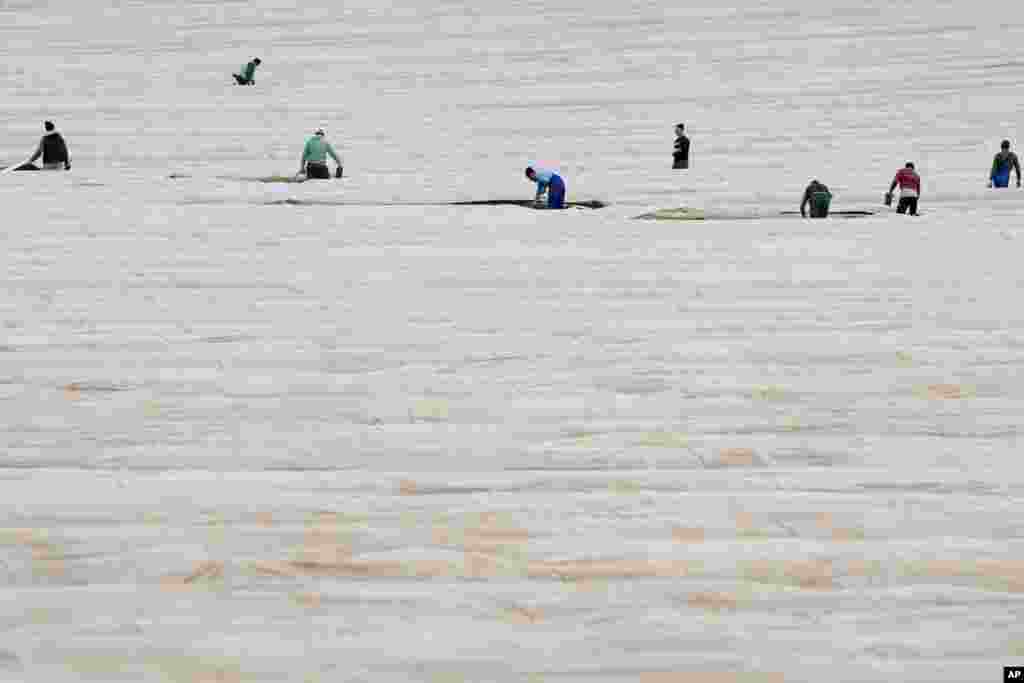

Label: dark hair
[44,120,54,131]
[1002,139,1011,149]
[524,166,534,177]
[676,123,685,130]
[253,58,261,64]
[905,162,914,169]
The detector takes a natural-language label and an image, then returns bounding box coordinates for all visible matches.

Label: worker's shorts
[306,163,330,179]
[547,174,565,209]
[897,197,918,215]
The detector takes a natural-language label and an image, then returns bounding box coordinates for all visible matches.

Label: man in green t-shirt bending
[233,58,261,85]
[800,179,832,218]
[299,128,343,179]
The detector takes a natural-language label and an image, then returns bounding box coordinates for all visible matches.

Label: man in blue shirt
[989,140,1021,188]
[525,166,565,209]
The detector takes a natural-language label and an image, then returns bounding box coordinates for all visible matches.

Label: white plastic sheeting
[2,1,1024,681]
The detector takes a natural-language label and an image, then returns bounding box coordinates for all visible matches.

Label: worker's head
[44,121,54,132]
[253,58,262,65]
[1002,139,1011,150]
[905,162,915,170]
[315,128,325,137]
[676,123,685,133]
[524,166,536,181]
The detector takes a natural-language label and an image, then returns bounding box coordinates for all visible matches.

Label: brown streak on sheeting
[506,605,544,623]
[250,556,696,581]
[831,527,864,541]
[673,526,706,543]
[433,524,531,552]
[526,559,695,580]
[183,561,224,583]
[251,558,451,578]
[719,448,757,466]
[926,383,966,399]
[293,592,322,608]
[687,592,739,611]
[161,561,224,587]
[464,552,502,578]
[734,511,756,532]
[744,560,834,590]
[917,560,1024,592]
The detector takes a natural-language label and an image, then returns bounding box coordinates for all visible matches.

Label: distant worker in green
[298,128,343,179]
[800,179,831,218]
[989,139,1021,188]
[233,57,261,85]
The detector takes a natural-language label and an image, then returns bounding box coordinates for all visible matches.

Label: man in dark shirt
[26,121,70,170]
[800,179,831,218]
[673,123,690,169]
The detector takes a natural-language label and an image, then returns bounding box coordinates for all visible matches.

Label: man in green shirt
[800,179,832,218]
[299,129,343,179]
[233,58,261,85]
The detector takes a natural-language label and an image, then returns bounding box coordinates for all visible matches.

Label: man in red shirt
[887,162,920,215]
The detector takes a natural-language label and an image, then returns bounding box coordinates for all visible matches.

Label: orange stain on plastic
[720,448,756,466]
[687,592,739,611]
[672,526,706,543]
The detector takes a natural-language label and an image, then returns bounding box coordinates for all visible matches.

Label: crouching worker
[888,162,920,215]
[525,166,565,209]
[25,121,71,171]
[989,140,1021,188]
[299,128,342,179]
[800,179,831,218]
[233,58,261,85]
